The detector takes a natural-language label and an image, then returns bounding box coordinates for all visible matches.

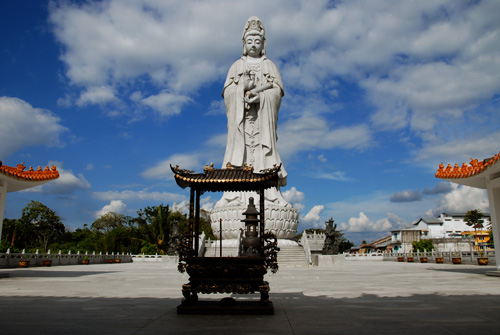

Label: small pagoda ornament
[241,197,260,256]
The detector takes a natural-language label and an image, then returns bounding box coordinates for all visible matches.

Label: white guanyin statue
[210,16,299,241]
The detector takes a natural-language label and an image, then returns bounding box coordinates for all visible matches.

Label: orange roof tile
[0,162,59,182]
[435,150,500,180]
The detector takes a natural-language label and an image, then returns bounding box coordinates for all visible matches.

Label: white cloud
[324,190,433,234]
[339,212,398,233]
[76,85,118,106]
[317,155,327,163]
[49,0,232,112]
[201,196,216,211]
[206,99,226,116]
[279,114,372,160]
[422,182,453,195]
[172,200,189,214]
[0,97,68,158]
[415,132,500,169]
[95,200,127,218]
[390,190,422,203]
[282,186,305,211]
[93,189,186,203]
[205,133,228,150]
[140,92,192,116]
[314,171,351,182]
[300,205,324,227]
[47,0,500,168]
[427,184,489,217]
[141,153,204,179]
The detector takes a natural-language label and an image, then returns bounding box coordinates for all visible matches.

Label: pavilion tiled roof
[171,163,280,192]
[435,150,500,180]
[0,162,59,182]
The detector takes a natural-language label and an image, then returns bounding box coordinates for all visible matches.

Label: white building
[413,212,490,239]
[390,212,490,253]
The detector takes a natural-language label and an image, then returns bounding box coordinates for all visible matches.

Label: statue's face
[245,34,263,58]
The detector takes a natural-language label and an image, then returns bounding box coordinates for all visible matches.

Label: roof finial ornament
[204,162,215,172]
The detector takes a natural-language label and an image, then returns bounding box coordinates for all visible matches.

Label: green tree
[20,201,66,251]
[134,204,212,254]
[338,240,355,253]
[464,209,484,230]
[0,218,30,252]
[199,209,215,240]
[91,212,136,253]
[91,212,129,233]
[465,209,485,248]
[412,239,434,252]
[135,204,172,254]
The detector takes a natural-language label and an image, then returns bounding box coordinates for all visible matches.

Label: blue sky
[1,0,499,245]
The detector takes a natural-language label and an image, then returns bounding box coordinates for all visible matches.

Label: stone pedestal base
[210,204,299,240]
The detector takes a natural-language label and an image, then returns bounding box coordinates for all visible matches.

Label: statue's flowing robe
[222,56,287,187]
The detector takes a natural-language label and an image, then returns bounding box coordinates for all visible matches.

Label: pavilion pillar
[189,188,195,252]
[194,189,200,257]
[0,180,6,242]
[259,186,265,255]
[487,177,500,271]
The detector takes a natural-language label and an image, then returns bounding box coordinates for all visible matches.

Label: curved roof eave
[435,150,500,189]
[0,162,60,192]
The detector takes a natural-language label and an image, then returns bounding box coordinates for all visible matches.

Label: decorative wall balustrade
[344,253,384,261]
[383,250,496,264]
[0,251,132,268]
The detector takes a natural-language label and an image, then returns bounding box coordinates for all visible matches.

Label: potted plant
[420,250,428,263]
[477,249,488,265]
[19,254,30,268]
[412,240,433,263]
[452,251,462,264]
[42,257,52,267]
[407,251,414,262]
[435,252,444,264]
[107,257,114,263]
[82,256,90,265]
[114,258,121,263]
[397,256,405,262]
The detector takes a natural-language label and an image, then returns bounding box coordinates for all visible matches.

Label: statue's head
[242,16,266,57]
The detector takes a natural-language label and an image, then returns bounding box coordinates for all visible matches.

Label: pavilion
[0,161,59,241]
[436,150,500,272]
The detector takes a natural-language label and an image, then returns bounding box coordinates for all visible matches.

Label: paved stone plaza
[1,261,499,334]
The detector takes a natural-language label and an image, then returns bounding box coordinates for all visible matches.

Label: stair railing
[300,233,313,265]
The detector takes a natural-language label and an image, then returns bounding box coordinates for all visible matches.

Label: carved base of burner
[177,256,273,315]
[210,204,299,239]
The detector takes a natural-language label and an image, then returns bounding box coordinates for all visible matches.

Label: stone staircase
[203,244,239,257]
[202,243,309,268]
[277,245,309,268]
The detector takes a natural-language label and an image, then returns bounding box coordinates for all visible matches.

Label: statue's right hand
[243,76,254,91]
